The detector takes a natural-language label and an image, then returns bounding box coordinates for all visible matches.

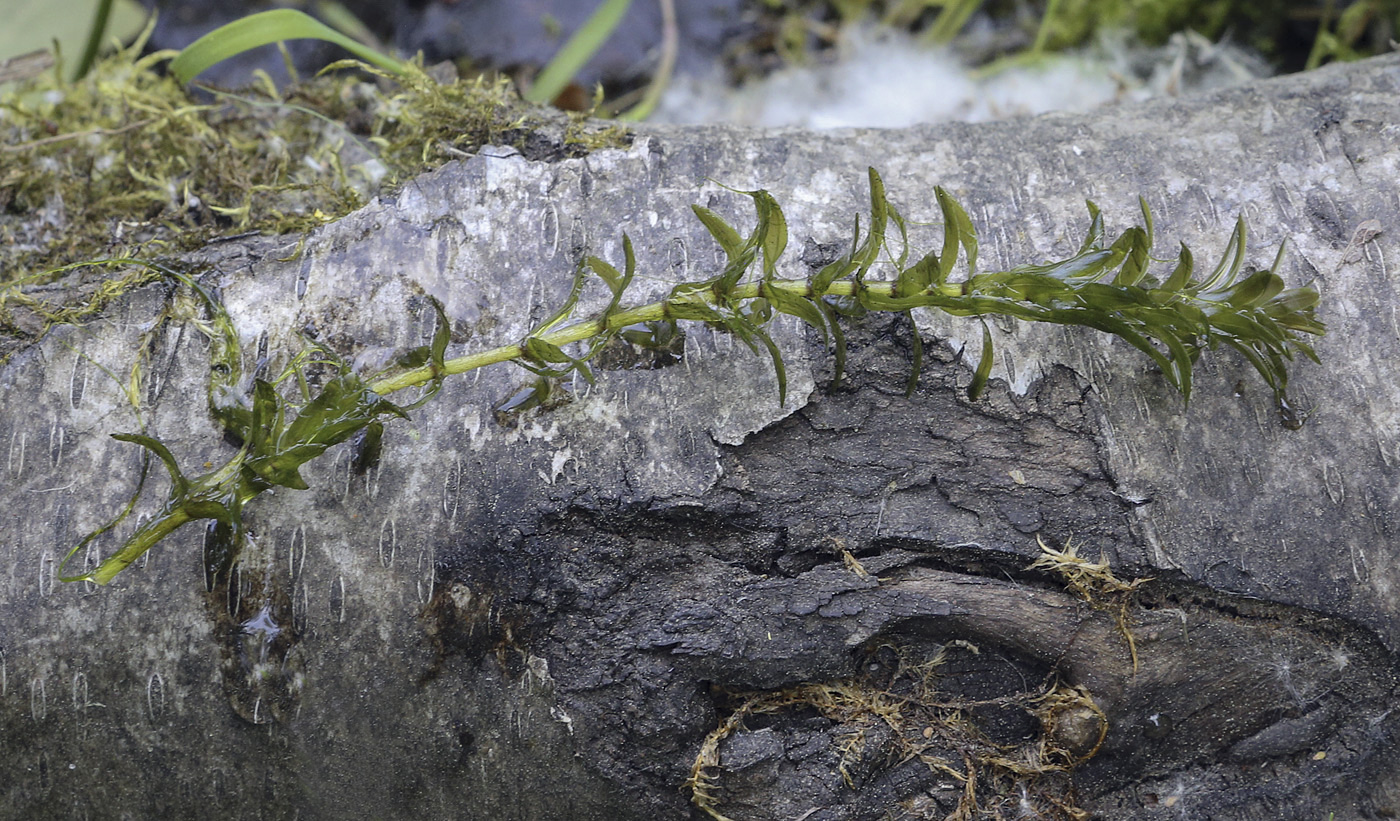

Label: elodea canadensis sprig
[59,168,1322,586]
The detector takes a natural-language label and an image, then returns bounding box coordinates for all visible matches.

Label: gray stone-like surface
[2,55,1398,819]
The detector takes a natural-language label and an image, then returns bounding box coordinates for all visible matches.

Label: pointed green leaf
[1079,283,1150,310]
[767,286,829,346]
[815,298,849,389]
[1112,227,1151,287]
[968,322,994,400]
[256,376,286,446]
[692,205,744,261]
[112,433,189,497]
[351,421,384,474]
[753,191,789,279]
[1139,197,1155,249]
[428,297,450,369]
[595,235,638,327]
[752,324,788,406]
[587,255,623,292]
[1227,269,1286,308]
[900,250,942,295]
[937,187,961,277]
[665,287,728,324]
[866,167,888,249]
[887,199,911,268]
[524,336,576,365]
[1207,310,1269,341]
[1266,238,1289,276]
[1050,308,1178,389]
[936,186,978,275]
[813,215,861,294]
[1011,248,1116,281]
[1154,328,1194,402]
[1078,201,1104,253]
[1162,242,1194,291]
[854,172,889,282]
[1198,216,1247,292]
[534,259,591,336]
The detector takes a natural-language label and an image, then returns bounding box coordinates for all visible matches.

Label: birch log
[2,55,1398,820]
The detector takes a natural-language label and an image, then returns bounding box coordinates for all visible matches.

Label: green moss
[0,28,630,358]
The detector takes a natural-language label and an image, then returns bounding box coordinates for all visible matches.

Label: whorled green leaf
[1005,246,1117,283]
[1196,217,1247,293]
[968,322,995,401]
[112,432,190,497]
[936,185,978,276]
[766,284,829,347]
[1138,197,1154,249]
[1156,327,1195,400]
[665,285,730,324]
[852,170,890,284]
[692,206,744,261]
[899,250,941,297]
[245,372,410,490]
[351,420,385,474]
[1112,227,1151,287]
[816,297,850,389]
[524,336,576,364]
[812,215,863,294]
[535,259,592,336]
[385,297,456,412]
[886,197,912,269]
[590,234,637,314]
[754,191,789,280]
[1225,269,1287,308]
[1078,201,1105,254]
[1161,242,1195,292]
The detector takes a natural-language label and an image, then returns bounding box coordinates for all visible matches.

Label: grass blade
[169,9,407,84]
[525,0,633,104]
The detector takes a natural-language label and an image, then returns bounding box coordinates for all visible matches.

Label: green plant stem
[525,0,633,105]
[367,278,959,396]
[617,0,676,121]
[57,172,1323,588]
[74,0,115,81]
[87,505,194,585]
[78,454,255,585]
[1032,0,1063,53]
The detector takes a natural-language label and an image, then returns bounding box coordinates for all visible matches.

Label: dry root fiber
[687,640,1105,821]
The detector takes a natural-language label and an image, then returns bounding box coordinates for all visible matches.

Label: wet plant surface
[54,169,1321,590]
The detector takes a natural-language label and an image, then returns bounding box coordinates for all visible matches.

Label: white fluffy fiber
[653,25,1269,128]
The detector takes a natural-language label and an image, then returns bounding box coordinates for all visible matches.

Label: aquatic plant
[57,168,1322,586]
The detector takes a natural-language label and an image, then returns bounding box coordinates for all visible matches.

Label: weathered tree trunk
[3,55,1398,820]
